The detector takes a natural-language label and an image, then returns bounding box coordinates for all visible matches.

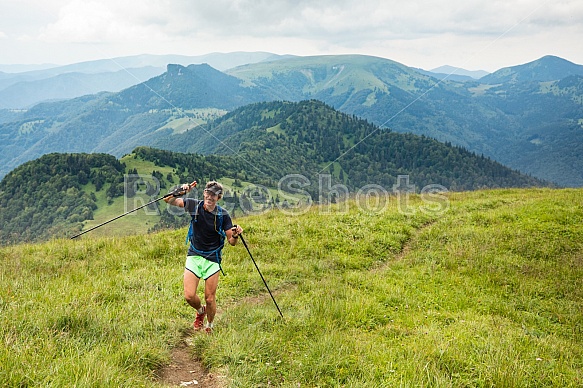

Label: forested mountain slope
[153,100,548,191]
[0,100,549,245]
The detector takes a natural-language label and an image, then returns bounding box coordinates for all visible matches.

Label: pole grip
[166,180,198,198]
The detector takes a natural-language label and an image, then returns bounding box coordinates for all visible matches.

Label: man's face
[203,189,219,209]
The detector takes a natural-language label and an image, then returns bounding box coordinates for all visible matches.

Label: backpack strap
[184,201,204,248]
[216,205,226,239]
[185,201,226,275]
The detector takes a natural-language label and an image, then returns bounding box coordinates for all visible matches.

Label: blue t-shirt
[184,198,233,261]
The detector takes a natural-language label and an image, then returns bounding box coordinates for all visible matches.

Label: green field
[78,155,177,237]
[1,188,582,386]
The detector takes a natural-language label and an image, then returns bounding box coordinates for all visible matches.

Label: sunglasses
[204,189,220,196]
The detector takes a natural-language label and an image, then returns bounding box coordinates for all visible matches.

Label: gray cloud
[0,0,581,70]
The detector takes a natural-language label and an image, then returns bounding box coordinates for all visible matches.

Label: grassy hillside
[1,188,582,386]
[226,54,410,98]
[76,153,181,238]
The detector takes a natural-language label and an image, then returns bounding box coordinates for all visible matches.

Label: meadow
[1,188,582,387]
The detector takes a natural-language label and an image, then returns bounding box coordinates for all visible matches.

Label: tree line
[0,153,124,244]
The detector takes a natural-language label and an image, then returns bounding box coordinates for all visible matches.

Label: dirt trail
[157,288,288,387]
[157,331,225,387]
[372,219,437,272]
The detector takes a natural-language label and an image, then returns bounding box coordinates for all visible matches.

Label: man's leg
[184,268,202,310]
[204,271,220,325]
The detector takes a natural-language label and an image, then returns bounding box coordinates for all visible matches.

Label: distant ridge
[480,55,583,84]
[0,52,292,109]
[0,67,164,109]
[0,52,290,76]
[428,65,489,79]
[0,63,58,73]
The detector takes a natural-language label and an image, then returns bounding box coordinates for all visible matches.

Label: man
[165,180,243,333]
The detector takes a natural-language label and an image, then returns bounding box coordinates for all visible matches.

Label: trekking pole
[237,230,284,319]
[70,181,197,239]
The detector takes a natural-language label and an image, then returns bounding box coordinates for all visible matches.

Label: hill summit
[480,55,583,84]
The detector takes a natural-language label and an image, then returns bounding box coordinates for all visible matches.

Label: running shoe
[193,306,206,331]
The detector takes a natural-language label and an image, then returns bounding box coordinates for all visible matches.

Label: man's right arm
[164,182,194,208]
[164,196,185,207]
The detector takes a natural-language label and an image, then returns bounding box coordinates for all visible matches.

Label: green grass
[79,155,178,236]
[81,186,162,237]
[1,188,582,386]
[226,55,394,95]
[154,109,227,134]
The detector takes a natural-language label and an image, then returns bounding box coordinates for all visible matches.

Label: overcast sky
[1,0,581,72]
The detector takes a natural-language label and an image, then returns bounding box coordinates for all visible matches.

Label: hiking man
[165,180,243,333]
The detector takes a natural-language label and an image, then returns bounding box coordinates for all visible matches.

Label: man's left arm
[226,224,243,246]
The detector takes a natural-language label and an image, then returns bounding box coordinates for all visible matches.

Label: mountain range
[0,53,582,187]
[0,100,548,245]
[0,52,291,109]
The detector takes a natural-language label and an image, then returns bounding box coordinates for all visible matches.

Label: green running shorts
[185,255,221,280]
